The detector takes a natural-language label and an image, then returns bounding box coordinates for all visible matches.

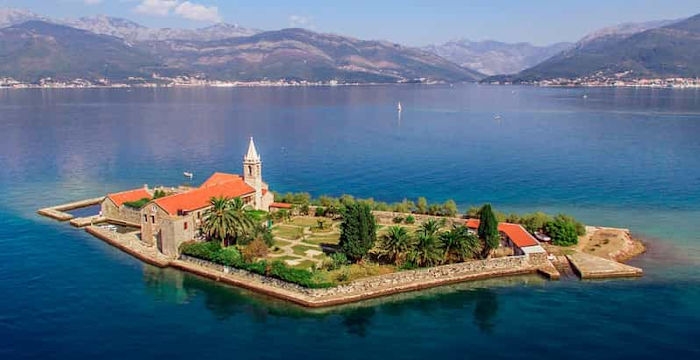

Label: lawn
[291,244,321,257]
[303,233,340,245]
[272,225,304,239]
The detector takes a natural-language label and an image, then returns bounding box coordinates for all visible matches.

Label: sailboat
[397,102,402,112]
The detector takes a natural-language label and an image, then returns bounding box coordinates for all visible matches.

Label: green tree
[442,199,459,217]
[520,212,552,233]
[545,219,579,246]
[553,214,586,236]
[378,226,415,266]
[416,197,428,214]
[408,219,444,266]
[478,204,500,257]
[338,202,377,262]
[440,225,480,263]
[202,196,254,247]
[409,232,443,267]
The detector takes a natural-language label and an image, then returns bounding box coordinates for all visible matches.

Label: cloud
[288,15,314,29]
[84,0,103,4]
[174,1,221,23]
[133,0,221,22]
[134,0,178,16]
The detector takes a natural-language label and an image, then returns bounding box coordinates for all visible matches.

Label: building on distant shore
[100,137,275,257]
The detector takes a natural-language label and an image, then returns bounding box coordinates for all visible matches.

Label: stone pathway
[267,220,340,267]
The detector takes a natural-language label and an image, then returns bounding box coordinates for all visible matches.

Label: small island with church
[38,138,645,307]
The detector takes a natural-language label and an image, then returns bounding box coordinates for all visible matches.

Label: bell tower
[243,137,263,209]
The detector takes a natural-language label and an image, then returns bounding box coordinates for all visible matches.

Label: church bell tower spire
[243,137,263,209]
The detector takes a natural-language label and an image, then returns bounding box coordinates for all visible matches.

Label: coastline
[84,225,550,308]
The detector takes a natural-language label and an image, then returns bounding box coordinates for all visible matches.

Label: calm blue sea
[0,85,699,359]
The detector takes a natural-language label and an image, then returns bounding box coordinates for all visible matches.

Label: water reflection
[142,265,544,335]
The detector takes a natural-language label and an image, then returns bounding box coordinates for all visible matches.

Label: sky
[1,0,699,46]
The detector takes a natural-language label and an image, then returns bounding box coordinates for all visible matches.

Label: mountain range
[423,40,573,75]
[1,7,699,84]
[486,16,700,82]
[0,8,481,83]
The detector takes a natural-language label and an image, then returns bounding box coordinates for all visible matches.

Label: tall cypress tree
[339,203,377,262]
[478,203,500,256]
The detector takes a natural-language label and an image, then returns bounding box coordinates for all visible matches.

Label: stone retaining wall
[179,254,534,304]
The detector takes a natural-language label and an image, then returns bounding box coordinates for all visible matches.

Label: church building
[101,138,275,258]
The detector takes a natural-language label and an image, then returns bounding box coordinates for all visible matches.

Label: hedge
[179,241,333,288]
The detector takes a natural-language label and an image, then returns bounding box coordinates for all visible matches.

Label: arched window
[248,165,253,176]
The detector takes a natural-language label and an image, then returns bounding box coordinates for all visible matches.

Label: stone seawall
[174,254,537,307]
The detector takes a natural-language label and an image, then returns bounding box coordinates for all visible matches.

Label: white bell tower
[243,137,263,209]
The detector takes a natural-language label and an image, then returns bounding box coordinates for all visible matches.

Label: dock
[37,197,104,221]
[69,215,107,227]
[567,251,643,279]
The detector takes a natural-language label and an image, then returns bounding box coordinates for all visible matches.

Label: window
[151,215,155,223]
[144,214,147,222]
[184,222,188,230]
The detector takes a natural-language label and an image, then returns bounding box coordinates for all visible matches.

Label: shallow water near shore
[1,85,699,358]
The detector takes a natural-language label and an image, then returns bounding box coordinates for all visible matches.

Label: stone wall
[179,254,534,301]
[101,199,142,225]
[305,206,467,226]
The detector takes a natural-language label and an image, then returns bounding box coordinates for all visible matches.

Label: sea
[0,85,698,359]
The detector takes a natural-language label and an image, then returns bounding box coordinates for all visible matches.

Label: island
[38,138,645,307]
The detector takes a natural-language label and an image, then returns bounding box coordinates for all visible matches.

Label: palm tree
[409,232,442,267]
[419,218,443,237]
[379,226,415,265]
[408,218,445,266]
[440,225,480,263]
[202,196,254,247]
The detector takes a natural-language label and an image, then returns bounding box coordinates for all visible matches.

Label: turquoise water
[0,85,699,358]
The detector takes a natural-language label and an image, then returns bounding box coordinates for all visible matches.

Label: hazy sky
[2,0,699,45]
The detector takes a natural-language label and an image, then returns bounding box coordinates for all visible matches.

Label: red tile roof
[200,172,243,188]
[107,188,151,207]
[465,219,539,248]
[270,202,292,209]
[154,173,255,215]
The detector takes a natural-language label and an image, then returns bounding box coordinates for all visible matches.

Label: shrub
[553,214,586,236]
[214,247,243,266]
[324,253,350,270]
[545,219,579,246]
[153,189,167,199]
[392,216,405,224]
[315,206,326,217]
[404,215,415,224]
[241,238,268,262]
[180,241,221,260]
[300,204,310,216]
[520,212,552,233]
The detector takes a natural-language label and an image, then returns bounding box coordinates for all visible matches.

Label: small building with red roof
[465,219,546,256]
[100,186,153,225]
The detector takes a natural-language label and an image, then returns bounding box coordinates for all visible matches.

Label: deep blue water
[0,85,699,359]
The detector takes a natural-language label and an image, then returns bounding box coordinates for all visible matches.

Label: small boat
[397,102,402,112]
[183,171,193,179]
[583,94,588,99]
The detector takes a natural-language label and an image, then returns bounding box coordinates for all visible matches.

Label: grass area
[291,244,320,257]
[288,217,323,227]
[246,210,268,222]
[272,225,304,239]
[303,233,340,245]
[292,260,316,270]
[273,239,293,247]
[274,255,302,262]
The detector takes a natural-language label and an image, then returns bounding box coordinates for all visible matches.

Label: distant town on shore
[1,8,699,89]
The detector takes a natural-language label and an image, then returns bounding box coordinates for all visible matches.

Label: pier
[37,197,104,221]
[567,251,643,279]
